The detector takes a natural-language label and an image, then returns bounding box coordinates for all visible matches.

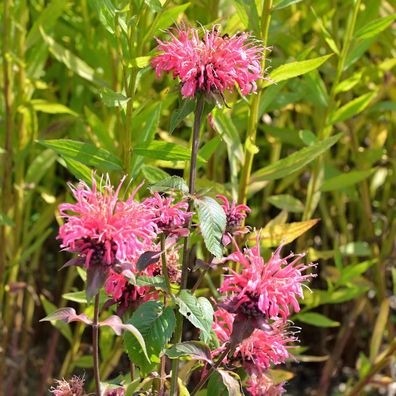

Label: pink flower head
[219,239,316,320]
[217,195,250,245]
[58,176,157,269]
[151,26,263,98]
[143,192,192,237]
[212,309,295,372]
[246,373,286,396]
[50,376,85,396]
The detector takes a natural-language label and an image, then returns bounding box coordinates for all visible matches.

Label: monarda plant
[43,26,316,396]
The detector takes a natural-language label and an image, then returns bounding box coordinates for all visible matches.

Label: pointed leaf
[195,196,226,258]
[251,134,342,182]
[86,266,108,301]
[124,301,176,374]
[170,99,195,133]
[263,55,333,87]
[149,176,189,194]
[217,369,242,396]
[134,141,206,163]
[297,312,340,328]
[39,139,123,171]
[40,307,92,325]
[136,251,161,271]
[329,92,376,124]
[166,341,213,363]
[355,14,396,40]
[251,219,320,248]
[267,195,305,213]
[175,291,213,342]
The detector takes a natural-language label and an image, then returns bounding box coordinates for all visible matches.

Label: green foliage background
[0,0,395,394]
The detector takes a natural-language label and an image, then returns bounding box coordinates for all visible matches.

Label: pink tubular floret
[151,26,264,98]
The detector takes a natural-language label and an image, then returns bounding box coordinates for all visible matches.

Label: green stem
[170,94,205,396]
[92,294,101,396]
[301,0,362,222]
[0,0,13,388]
[348,338,396,396]
[238,0,272,206]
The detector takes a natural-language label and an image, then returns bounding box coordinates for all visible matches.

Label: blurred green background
[0,0,395,395]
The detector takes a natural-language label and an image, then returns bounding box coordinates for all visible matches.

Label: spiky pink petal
[152,26,263,98]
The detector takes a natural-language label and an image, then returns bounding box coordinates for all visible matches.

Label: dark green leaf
[175,291,213,342]
[124,301,175,375]
[195,196,226,258]
[169,99,195,133]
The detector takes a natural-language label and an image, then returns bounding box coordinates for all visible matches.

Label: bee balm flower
[219,240,316,320]
[151,26,263,98]
[58,176,157,268]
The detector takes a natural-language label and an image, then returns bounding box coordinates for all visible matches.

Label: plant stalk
[160,234,171,293]
[92,294,101,396]
[170,94,205,396]
[190,343,233,396]
[238,0,272,206]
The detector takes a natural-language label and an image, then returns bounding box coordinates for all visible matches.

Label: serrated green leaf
[39,139,123,171]
[297,312,340,327]
[175,291,213,342]
[263,55,333,87]
[195,196,226,258]
[124,301,176,375]
[251,134,342,182]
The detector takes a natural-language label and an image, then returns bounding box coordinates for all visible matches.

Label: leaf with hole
[195,196,226,258]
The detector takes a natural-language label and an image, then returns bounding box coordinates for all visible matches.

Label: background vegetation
[0,0,395,395]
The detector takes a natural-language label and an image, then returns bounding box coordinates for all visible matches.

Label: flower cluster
[212,238,315,395]
[219,240,316,320]
[58,176,189,305]
[152,26,263,98]
[217,194,250,245]
[58,176,157,268]
[143,192,192,237]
